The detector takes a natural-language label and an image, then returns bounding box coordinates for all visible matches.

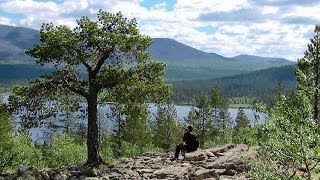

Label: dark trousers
[174,143,187,159]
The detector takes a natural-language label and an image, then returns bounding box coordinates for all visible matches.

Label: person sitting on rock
[171,125,199,161]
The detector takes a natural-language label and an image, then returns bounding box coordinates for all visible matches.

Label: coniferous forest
[1,9,320,179]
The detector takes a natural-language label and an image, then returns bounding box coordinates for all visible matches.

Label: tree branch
[92,48,114,76]
[75,48,92,72]
[64,79,88,97]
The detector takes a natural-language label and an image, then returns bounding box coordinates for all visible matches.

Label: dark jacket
[183,131,199,152]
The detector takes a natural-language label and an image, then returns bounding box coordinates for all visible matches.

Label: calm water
[2,96,266,140]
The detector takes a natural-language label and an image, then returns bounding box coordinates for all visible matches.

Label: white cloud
[0,17,15,26]
[0,0,319,60]
[262,6,278,14]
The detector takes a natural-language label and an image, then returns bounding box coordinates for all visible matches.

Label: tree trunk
[86,92,103,165]
[314,89,319,123]
[315,57,319,124]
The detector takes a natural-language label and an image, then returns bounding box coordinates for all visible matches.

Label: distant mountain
[148,38,295,80]
[0,25,39,64]
[231,54,294,65]
[171,65,296,104]
[148,38,234,62]
[0,24,296,81]
[0,64,51,82]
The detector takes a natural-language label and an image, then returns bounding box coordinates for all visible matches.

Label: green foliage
[252,92,320,179]
[0,104,12,146]
[296,24,320,122]
[0,106,44,173]
[196,93,215,146]
[123,103,150,150]
[214,125,233,145]
[232,127,255,146]
[171,65,296,105]
[250,25,320,179]
[232,108,258,146]
[14,133,45,168]
[121,141,141,157]
[153,104,180,151]
[249,158,293,180]
[9,10,171,164]
[184,88,231,147]
[0,106,14,173]
[44,133,87,168]
[234,108,250,130]
[0,141,14,173]
[1,133,45,172]
[99,129,115,164]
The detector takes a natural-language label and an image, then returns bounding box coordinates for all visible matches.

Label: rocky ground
[0,144,257,180]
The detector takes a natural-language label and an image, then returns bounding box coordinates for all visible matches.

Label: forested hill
[0,24,295,81]
[0,64,51,82]
[232,54,293,64]
[172,65,296,104]
[148,37,295,80]
[148,38,234,62]
[0,25,39,64]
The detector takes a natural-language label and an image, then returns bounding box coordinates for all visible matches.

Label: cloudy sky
[0,0,319,61]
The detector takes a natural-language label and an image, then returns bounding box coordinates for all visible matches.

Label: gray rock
[84,177,101,180]
[123,169,140,177]
[184,150,208,161]
[207,157,218,162]
[136,168,154,174]
[207,144,235,155]
[205,151,216,158]
[220,175,248,180]
[0,144,255,180]
[82,167,98,177]
[17,165,28,176]
[191,168,219,180]
[152,166,194,179]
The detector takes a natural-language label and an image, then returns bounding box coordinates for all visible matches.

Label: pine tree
[296,24,320,123]
[153,104,179,151]
[234,108,250,130]
[9,10,170,164]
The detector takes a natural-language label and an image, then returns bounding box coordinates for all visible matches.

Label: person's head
[187,125,193,132]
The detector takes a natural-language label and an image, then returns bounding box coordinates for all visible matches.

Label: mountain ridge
[231,54,293,64]
[0,24,295,81]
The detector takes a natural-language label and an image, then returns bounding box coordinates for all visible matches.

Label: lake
[2,96,267,140]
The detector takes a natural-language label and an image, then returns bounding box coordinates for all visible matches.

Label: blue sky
[0,0,319,60]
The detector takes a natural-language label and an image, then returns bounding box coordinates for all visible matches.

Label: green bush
[233,126,257,146]
[202,140,217,149]
[250,93,320,179]
[142,143,164,153]
[45,133,86,168]
[0,132,45,172]
[100,145,114,164]
[121,141,140,157]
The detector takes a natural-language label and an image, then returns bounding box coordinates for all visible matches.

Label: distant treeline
[0,64,296,105]
[0,64,51,81]
[0,64,52,93]
[171,65,296,105]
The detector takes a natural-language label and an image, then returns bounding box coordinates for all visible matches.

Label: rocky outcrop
[0,144,256,180]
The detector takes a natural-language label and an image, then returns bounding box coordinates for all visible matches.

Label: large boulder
[184,149,208,161]
[191,168,219,180]
[151,165,195,179]
[205,144,251,175]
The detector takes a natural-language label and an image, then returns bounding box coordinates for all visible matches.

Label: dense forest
[172,65,296,105]
[1,10,320,179]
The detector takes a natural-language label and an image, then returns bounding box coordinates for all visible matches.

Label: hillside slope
[172,65,296,103]
[0,24,295,81]
[232,54,294,64]
[0,25,39,64]
[0,144,253,179]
